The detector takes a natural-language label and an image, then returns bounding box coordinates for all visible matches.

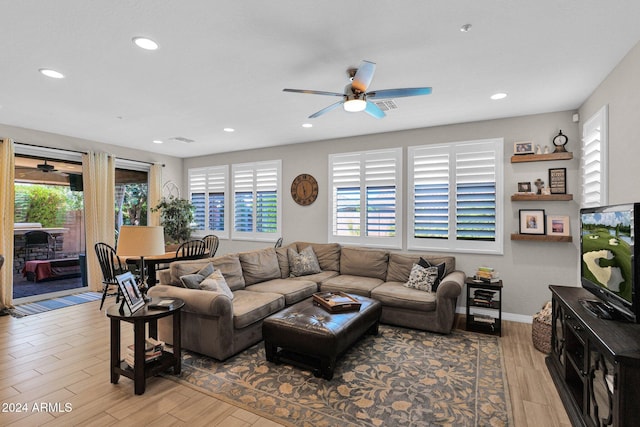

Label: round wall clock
[290,174,319,206]
[552,130,568,153]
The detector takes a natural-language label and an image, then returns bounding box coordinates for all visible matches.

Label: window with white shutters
[188,165,228,239]
[232,160,281,241]
[408,139,503,254]
[329,148,402,248]
[581,106,608,208]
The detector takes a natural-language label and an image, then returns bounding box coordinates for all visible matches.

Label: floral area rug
[168,325,512,426]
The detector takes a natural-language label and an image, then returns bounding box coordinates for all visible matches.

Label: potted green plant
[151,196,195,247]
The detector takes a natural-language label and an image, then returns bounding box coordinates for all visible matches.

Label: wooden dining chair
[95,242,128,310]
[175,239,208,259]
[203,235,219,257]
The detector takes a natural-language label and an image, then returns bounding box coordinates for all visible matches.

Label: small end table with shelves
[465,278,503,336]
[106,298,184,395]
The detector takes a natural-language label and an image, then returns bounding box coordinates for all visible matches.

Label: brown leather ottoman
[262,294,381,379]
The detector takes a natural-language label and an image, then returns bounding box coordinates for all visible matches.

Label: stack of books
[125,337,164,368]
[473,289,497,307]
[473,313,496,328]
[474,266,499,283]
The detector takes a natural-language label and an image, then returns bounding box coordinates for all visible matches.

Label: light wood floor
[0,299,571,426]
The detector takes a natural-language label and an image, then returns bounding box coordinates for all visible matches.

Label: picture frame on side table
[116,271,145,313]
[517,182,532,193]
[514,141,534,155]
[519,209,546,235]
[547,215,570,236]
[549,168,567,194]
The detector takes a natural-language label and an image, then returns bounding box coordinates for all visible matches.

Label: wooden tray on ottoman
[312,292,362,313]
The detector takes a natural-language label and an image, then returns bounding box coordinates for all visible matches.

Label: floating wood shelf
[510,233,573,242]
[510,152,573,163]
[511,194,573,201]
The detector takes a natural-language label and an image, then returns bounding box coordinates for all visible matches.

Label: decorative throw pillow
[418,257,446,291]
[287,246,322,277]
[404,263,439,292]
[199,270,234,299]
[179,263,215,289]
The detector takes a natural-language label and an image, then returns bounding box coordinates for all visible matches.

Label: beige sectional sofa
[147,242,465,361]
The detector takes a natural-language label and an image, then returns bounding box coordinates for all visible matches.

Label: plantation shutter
[331,154,361,237]
[329,148,401,247]
[455,148,496,241]
[408,139,503,254]
[411,146,450,239]
[232,160,281,240]
[189,168,207,230]
[188,166,228,237]
[581,106,608,208]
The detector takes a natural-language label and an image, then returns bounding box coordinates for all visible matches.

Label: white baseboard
[456,306,532,324]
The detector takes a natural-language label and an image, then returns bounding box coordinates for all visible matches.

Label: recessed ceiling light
[460,24,472,32]
[152,140,163,144]
[302,123,313,128]
[223,128,235,133]
[39,68,65,79]
[132,37,159,50]
[490,92,508,100]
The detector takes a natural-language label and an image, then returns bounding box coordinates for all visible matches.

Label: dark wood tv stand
[547,285,640,427]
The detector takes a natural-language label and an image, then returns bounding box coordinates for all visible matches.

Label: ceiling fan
[283,60,432,119]
[36,160,59,173]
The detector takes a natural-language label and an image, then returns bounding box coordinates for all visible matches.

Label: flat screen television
[580,203,640,323]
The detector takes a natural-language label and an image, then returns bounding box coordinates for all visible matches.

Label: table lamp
[116,226,166,300]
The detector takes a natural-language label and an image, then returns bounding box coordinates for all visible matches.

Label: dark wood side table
[465,278,503,336]
[106,298,184,395]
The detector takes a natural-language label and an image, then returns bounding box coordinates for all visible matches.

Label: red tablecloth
[22,258,80,282]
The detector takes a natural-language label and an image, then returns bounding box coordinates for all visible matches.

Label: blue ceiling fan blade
[351,60,376,93]
[366,87,432,99]
[283,88,344,97]
[364,101,386,119]
[309,100,345,118]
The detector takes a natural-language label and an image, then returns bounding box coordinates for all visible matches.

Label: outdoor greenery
[14,184,80,227]
[116,183,148,227]
[152,196,195,243]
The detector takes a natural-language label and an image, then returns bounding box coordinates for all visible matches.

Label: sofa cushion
[339,247,389,280]
[371,282,437,312]
[245,278,317,305]
[320,274,384,297]
[296,242,341,272]
[231,290,284,329]
[404,263,438,292]
[418,257,446,291]
[289,270,339,285]
[169,259,214,286]
[288,246,322,277]
[276,246,291,278]
[239,247,281,286]
[179,263,215,289]
[212,254,246,291]
[200,270,234,299]
[386,253,456,283]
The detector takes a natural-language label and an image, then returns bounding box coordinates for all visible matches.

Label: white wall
[185,111,580,319]
[579,40,640,205]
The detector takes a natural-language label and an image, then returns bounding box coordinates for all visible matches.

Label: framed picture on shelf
[549,168,567,194]
[519,209,546,235]
[547,215,570,236]
[514,141,534,155]
[517,182,532,193]
[116,271,145,313]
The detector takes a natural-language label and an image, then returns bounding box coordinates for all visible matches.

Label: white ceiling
[2,1,640,158]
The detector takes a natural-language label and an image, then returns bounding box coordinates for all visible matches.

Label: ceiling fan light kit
[344,98,367,112]
[283,60,432,119]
